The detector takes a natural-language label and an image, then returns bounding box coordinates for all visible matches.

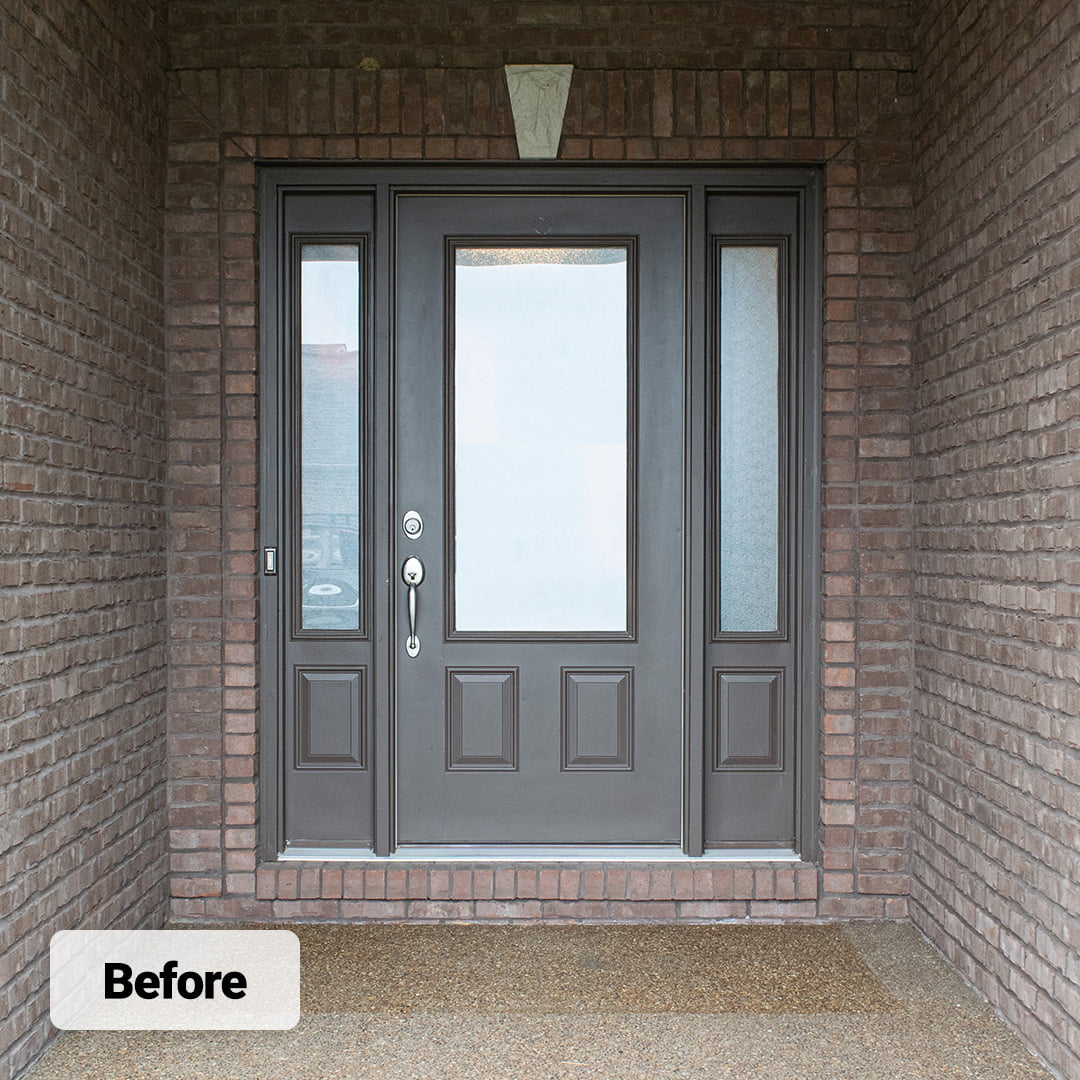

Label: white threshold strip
[278,845,802,863]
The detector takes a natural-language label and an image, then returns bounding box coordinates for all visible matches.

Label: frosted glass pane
[454,247,628,632]
[719,246,780,633]
[299,244,361,631]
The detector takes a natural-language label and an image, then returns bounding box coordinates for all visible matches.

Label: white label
[50,930,300,1030]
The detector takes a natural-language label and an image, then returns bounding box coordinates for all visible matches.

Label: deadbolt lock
[402,510,423,538]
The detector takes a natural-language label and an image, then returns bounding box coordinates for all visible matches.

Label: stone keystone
[504,64,574,159]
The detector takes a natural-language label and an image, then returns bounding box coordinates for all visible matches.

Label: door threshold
[278,845,802,862]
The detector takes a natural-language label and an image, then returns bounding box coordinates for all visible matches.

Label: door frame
[257,164,823,863]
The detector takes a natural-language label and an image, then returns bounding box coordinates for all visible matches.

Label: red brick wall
[0,2,168,1077]
[911,0,1080,1076]
[164,5,915,922]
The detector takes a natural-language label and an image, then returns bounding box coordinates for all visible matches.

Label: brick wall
[165,2,915,923]
[167,0,913,72]
[0,2,168,1077]
[911,0,1080,1076]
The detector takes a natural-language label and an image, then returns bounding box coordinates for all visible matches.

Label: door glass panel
[453,246,629,633]
[719,245,780,633]
[298,243,362,631]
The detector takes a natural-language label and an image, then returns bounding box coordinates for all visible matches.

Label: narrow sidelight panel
[265,191,376,853]
[704,187,813,852]
[298,243,363,632]
[452,245,631,634]
[716,244,782,636]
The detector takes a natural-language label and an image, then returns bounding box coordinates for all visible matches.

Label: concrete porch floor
[27,923,1051,1079]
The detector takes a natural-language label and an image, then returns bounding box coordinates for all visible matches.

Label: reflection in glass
[454,246,629,632]
[719,246,780,633]
[299,244,361,631]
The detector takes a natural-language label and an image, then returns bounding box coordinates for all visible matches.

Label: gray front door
[392,193,686,845]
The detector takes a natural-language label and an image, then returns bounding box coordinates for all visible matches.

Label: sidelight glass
[453,246,629,633]
[718,245,781,634]
[298,243,362,631]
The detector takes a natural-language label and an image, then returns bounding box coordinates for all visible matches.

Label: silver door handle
[402,556,424,657]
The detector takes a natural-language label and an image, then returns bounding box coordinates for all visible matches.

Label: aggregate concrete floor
[27,922,1052,1080]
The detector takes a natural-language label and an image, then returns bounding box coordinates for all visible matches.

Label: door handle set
[401,555,424,657]
[400,509,425,657]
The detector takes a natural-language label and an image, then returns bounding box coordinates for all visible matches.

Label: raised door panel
[446,669,519,770]
[562,669,634,770]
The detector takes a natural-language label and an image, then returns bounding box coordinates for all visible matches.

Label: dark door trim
[257,164,822,863]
